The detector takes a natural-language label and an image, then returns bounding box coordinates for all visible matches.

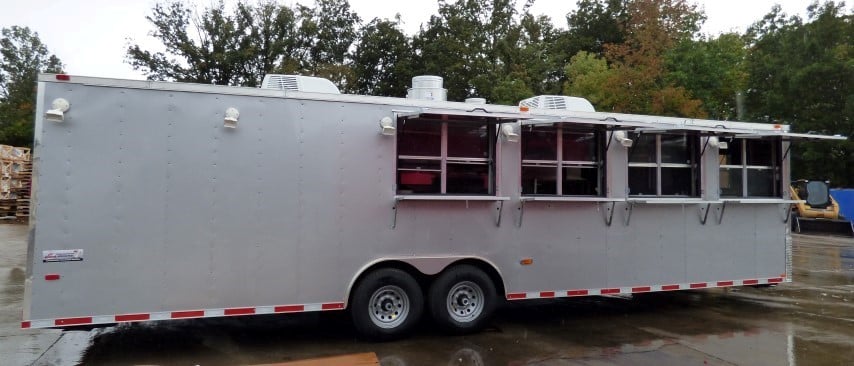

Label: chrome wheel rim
[446,281,484,323]
[368,285,409,329]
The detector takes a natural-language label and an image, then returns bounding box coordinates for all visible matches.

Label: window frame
[396,118,496,195]
[719,138,782,198]
[627,132,700,197]
[520,124,605,196]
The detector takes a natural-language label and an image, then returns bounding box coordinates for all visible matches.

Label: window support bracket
[604,201,616,226]
[781,203,792,224]
[700,137,713,157]
[699,202,712,225]
[782,144,792,160]
[698,202,727,225]
[391,200,398,229]
[623,201,635,226]
[716,201,728,224]
[605,132,615,151]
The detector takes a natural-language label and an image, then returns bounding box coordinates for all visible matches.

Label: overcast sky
[0,0,819,80]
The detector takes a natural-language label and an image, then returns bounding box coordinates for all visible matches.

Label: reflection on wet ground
[2,226,852,366]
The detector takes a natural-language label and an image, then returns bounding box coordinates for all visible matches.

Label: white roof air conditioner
[261,75,340,94]
[519,95,595,112]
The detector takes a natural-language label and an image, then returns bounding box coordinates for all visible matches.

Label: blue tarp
[830,189,854,220]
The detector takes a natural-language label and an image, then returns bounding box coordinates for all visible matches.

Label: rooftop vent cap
[519,95,595,112]
[260,74,340,94]
[465,98,487,104]
[407,75,447,101]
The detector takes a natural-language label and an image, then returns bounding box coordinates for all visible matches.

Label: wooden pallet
[0,145,30,161]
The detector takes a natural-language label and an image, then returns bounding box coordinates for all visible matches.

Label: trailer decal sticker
[42,249,84,262]
[21,277,787,329]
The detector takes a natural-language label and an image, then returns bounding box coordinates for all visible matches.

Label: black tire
[350,268,424,341]
[428,264,497,334]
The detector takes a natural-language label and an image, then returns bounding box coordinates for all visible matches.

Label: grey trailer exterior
[22,74,845,338]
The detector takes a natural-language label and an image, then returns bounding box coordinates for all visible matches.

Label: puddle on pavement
[70,290,854,366]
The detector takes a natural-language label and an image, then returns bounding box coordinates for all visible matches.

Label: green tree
[564,0,628,58]
[349,18,413,97]
[602,0,707,116]
[665,33,748,120]
[293,0,361,85]
[496,12,565,99]
[744,2,853,185]
[563,51,615,109]
[413,0,519,101]
[126,1,256,85]
[0,26,63,147]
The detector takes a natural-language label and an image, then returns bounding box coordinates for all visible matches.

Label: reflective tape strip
[22,301,347,329]
[506,292,527,300]
[505,277,785,301]
[224,307,255,316]
[115,313,150,322]
[54,317,92,326]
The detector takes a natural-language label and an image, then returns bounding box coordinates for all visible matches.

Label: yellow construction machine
[790,180,854,236]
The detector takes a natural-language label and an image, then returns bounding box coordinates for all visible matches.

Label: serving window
[396,119,495,195]
[719,138,781,197]
[521,124,603,196]
[628,132,700,196]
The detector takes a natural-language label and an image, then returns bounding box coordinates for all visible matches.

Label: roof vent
[260,74,340,94]
[519,95,595,112]
[407,75,447,101]
[465,97,486,104]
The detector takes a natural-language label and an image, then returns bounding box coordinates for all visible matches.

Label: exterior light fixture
[224,107,239,128]
[501,123,520,143]
[613,130,633,148]
[379,117,396,136]
[45,98,70,122]
[708,136,728,150]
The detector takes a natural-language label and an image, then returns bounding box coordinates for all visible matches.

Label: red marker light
[55,74,71,81]
[45,274,60,281]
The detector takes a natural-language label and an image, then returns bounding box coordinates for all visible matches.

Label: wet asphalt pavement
[1,223,852,366]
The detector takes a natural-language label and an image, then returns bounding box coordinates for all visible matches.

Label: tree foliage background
[0,0,851,185]
[0,26,63,147]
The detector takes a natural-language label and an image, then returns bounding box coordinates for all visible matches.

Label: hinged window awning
[402,108,533,123]
[733,131,848,141]
[521,117,655,130]
[633,125,757,135]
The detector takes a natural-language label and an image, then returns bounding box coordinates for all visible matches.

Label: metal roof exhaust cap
[260,74,340,94]
[406,75,447,101]
[465,98,487,104]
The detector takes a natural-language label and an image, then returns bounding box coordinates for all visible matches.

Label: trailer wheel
[350,268,423,340]
[428,265,497,334]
